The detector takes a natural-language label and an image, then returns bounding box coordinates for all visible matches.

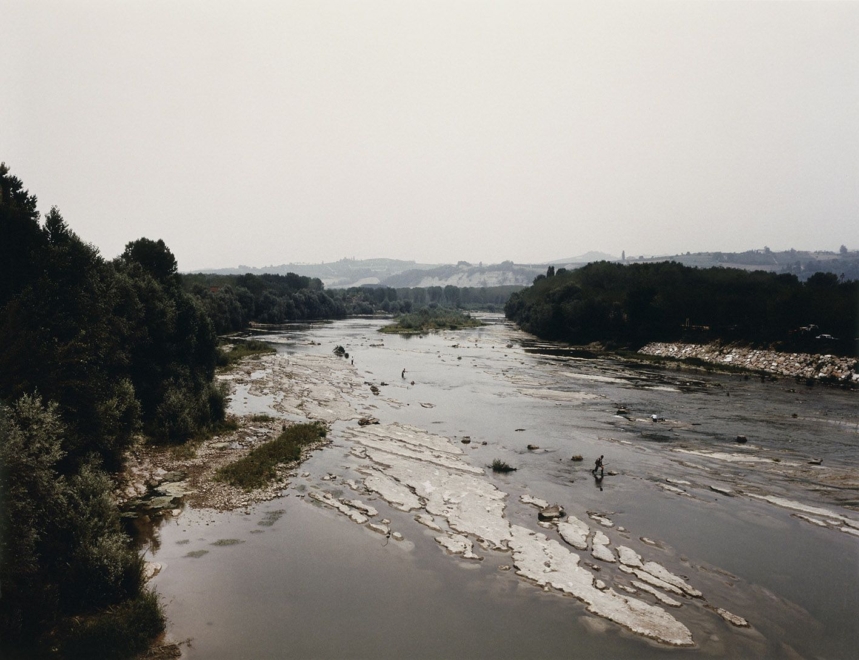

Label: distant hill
[192,248,859,288]
[194,258,548,289]
[194,258,438,288]
[381,261,545,288]
[548,251,618,265]
[622,248,859,282]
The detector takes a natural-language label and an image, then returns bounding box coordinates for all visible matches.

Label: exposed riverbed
[144,316,859,659]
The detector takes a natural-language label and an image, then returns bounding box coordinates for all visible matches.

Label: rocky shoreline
[638,342,858,384]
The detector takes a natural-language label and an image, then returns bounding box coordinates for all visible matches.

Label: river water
[148,316,859,659]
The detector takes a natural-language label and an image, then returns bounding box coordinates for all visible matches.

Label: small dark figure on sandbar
[401,368,406,379]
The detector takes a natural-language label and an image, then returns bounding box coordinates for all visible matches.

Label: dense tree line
[330,284,520,315]
[505,261,858,356]
[183,272,346,334]
[183,273,520,330]
[0,164,224,656]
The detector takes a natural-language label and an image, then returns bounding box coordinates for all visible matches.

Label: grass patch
[380,307,483,334]
[210,539,244,546]
[217,339,275,368]
[168,437,203,460]
[215,422,327,491]
[164,414,239,459]
[249,413,275,422]
[57,590,165,660]
[491,459,516,473]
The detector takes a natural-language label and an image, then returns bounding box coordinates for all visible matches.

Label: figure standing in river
[593,455,604,478]
[402,368,406,379]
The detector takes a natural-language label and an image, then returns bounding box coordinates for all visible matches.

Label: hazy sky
[2,1,858,271]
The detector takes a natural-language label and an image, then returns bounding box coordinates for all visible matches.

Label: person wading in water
[592,455,604,478]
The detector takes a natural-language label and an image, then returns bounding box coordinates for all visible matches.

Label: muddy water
[148,317,859,659]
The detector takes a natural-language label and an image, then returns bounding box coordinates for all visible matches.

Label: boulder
[538,504,566,521]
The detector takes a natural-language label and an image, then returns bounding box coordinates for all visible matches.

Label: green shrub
[216,339,275,368]
[380,308,483,334]
[491,459,516,473]
[0,395,163,655]
[216,422,327,490]
[57,589,165,660]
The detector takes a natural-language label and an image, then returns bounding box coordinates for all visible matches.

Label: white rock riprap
[638,342,858,383]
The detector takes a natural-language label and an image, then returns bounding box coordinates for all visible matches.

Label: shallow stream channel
[145,316,859,659]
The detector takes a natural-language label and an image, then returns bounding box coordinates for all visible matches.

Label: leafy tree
[120,237,178,285]
[0,396,151,651]
[505,261,858,354]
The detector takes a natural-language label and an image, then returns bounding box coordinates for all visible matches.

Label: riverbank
[638,341,858,384]
[118,351,361,515]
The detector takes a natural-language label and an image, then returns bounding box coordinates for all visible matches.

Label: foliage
[119,238,178,285]
[216,339,276,368]
[0,163,226,655]
[505,261,858,355]
[379,307,484,334]
[56,589,165,660]
[0,395,157,653]
[215,422,327,490]
[330,284,521,315]
[184,272,345,333]
[0,167,225,459]
[183,272,520,327]
[491,459,516,473]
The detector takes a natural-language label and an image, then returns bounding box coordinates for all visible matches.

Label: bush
[216,422,327,490]
[0,395,163,655]
[491,459,516,473]
[57,589,165,660]
[380,308,483,334]
[216,339,275,368]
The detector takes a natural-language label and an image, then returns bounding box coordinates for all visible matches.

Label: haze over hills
[193,247,859,289]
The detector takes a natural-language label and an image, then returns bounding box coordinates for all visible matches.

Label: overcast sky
[2,1,858,271]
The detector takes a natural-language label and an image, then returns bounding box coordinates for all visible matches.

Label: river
[146,316,859,659]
